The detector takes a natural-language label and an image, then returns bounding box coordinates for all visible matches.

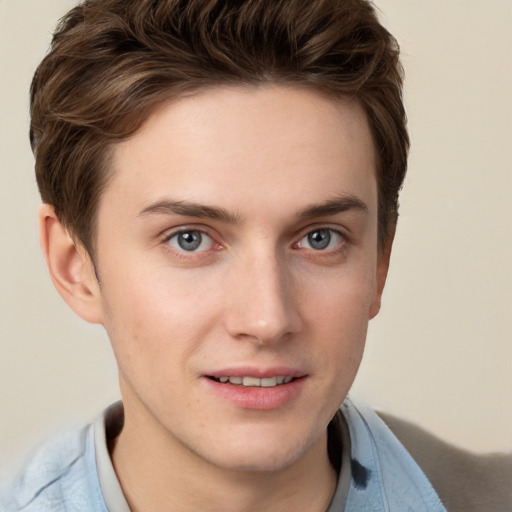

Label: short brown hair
[30,0,409,255]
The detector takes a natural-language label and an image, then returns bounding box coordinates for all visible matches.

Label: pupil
[178,231,202,251]
[308,230,330,250]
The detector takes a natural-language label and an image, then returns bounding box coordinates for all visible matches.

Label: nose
[223,249,301,345]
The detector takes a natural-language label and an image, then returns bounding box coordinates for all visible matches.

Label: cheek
[316,292,370,368]
[305,264,377,330]
[100,268,221,382]
[301,265,376,372]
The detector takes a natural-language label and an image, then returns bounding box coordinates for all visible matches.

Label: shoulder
[340,399,446,511]
[377,411,512,512]
[4,423,107,512]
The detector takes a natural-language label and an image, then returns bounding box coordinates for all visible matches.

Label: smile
[210,376,295,387]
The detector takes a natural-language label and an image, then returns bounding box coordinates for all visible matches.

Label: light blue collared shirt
[3,398,446,511]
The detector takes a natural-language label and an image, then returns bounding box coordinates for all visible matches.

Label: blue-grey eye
[302,229,342,250]
[168,230,213,252]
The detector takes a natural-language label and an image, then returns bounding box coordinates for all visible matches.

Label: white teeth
[260,377,277,387]
[216,376,294,387]
[243,376,261,387]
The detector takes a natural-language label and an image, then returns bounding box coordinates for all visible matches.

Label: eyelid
[293,226,348,252]
[161,225,223,255]
[168,230,213,251]
[161,224,216,242]
[295,223,348,241]
[159,223,348,254]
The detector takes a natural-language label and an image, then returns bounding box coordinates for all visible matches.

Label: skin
[40,85,392,512]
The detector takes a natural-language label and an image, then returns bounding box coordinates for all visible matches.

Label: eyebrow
[138,195,368,223]
[298,196,369,220]
[138,199,241,224]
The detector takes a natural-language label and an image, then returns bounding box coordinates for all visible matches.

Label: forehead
[101,85,377,223]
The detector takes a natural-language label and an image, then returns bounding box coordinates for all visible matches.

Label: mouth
[204,372,306,410]
[208,375,296,387]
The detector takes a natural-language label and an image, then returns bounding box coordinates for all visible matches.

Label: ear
[39,204,103,324]
[369,225,395,319]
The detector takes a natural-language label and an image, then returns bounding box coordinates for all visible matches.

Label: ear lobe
[369,226,395,320]
[39,204,103,324]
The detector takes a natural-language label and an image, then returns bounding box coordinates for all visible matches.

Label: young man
[5,1,508,511]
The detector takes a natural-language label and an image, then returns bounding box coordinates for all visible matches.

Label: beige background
[1,0,511,478]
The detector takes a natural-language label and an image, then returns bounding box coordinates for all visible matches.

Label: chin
[210,449,305,474]
[199,428,322,474]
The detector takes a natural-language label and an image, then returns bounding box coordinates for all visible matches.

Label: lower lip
[203,377,306,410]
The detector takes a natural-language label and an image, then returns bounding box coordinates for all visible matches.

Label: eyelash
[294,228,346,253]
[163,228,219,257]
[161,226,347,257]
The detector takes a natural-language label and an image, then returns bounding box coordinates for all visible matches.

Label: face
[91,86,386,473]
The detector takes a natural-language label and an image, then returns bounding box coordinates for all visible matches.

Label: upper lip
[205,366,307,379]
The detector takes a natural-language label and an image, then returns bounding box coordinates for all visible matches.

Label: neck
[111,401,337,512]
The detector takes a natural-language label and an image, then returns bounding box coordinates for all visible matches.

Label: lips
[209,375,295,387]
[203,368,307,410]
